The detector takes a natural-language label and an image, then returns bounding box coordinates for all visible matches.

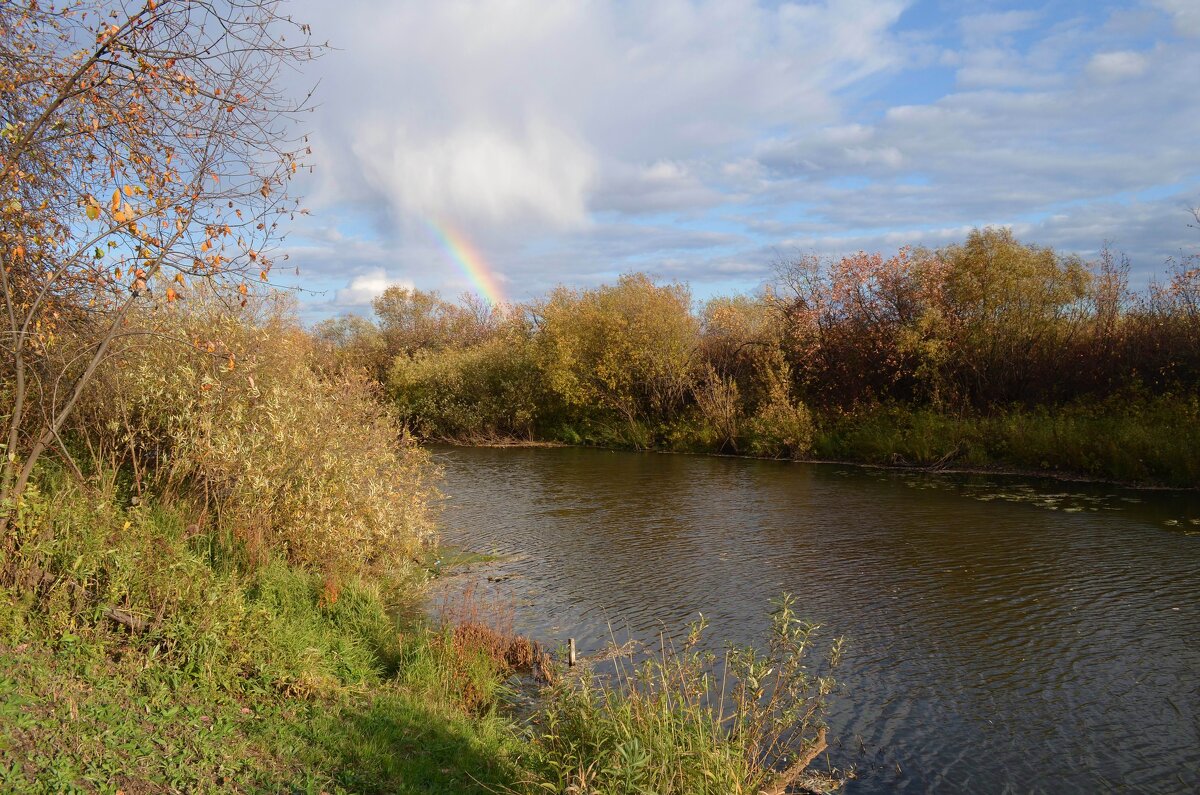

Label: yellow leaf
[111,189,121,212]
[123,185,134,197]
[85,204,99,221]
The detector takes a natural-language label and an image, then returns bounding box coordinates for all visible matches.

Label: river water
[431,445,1200,794]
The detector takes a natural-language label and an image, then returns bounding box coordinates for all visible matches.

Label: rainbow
[420,218,506,306]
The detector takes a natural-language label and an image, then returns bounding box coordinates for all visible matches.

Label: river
[431,445,1200,794]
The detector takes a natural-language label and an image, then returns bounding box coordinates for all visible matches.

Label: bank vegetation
[319,226,1200,488]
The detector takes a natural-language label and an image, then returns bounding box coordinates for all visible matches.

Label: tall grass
[0,477,533,793]
[528,598,842,795]
[813,394,1200,487]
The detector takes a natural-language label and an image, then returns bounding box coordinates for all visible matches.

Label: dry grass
[430,581,554,710]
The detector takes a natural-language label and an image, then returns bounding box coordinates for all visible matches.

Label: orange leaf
[111,189,121,213]
[166,287,178,302]
[238,283,248,296]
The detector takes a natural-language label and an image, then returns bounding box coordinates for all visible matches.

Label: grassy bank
[811,395,1200,489]
[428,394,1200,489]
[0,481,529,793]
[1,478,839,794]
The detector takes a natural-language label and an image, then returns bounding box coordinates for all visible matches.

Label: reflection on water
[432,446,1200,794]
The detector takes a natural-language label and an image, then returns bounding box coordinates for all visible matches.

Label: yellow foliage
[75,295,438,581]
[534,273,699,425]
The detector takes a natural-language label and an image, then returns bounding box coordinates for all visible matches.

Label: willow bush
[389,336,544,441]
[69,294,437,582]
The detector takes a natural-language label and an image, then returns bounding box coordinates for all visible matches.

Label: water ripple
[432,447,1200,794]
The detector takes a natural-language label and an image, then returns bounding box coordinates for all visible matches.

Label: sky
[275,0,1200,318]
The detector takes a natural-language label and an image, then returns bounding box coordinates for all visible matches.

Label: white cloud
[1152,0,1200,37]
[1087,50,1149,80]
[349,118,595,228]
[591,159,725,214]
[272,0,1200,311]
[292,0,906,226]
[334,269,414,307]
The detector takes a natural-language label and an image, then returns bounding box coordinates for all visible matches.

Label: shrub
[533,274,699,430]
[389,336,543,441]
[69,295,437,582]
[745,354,813,459]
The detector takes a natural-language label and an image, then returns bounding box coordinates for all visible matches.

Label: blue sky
[277,0,1200,318]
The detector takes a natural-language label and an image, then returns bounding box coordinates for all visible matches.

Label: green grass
[0,476,845,794]
[0,636,528,794]
[0,481,531,794]
[811,394,1200,488]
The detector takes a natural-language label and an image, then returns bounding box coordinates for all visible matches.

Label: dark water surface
[432,446,1200,794]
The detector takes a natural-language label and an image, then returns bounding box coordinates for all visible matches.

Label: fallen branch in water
[760,726,828,795]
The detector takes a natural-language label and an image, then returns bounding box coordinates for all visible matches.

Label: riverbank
[426,396,1200,491]
[809,398,1200,489]
[0,488,525,793]
[1,484,837,793]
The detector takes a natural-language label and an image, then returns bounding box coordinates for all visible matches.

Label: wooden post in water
[568,638,576,667]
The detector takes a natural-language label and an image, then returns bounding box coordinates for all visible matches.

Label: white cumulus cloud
[334,269,414,307]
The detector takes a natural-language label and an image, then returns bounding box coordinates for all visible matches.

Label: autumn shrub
[693,365,744,453]
[746,397,814,460]
[533,274,699,435]
[389,336,543,440]
[311,313,390,379]
[744,353,814,459]
[69,295,437,583]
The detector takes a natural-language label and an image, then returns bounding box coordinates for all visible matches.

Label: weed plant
[528,596,842,795]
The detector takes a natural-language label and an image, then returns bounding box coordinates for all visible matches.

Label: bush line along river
[433,445,1200,794]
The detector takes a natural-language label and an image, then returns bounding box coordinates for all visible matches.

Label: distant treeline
[317,227,1200,486]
